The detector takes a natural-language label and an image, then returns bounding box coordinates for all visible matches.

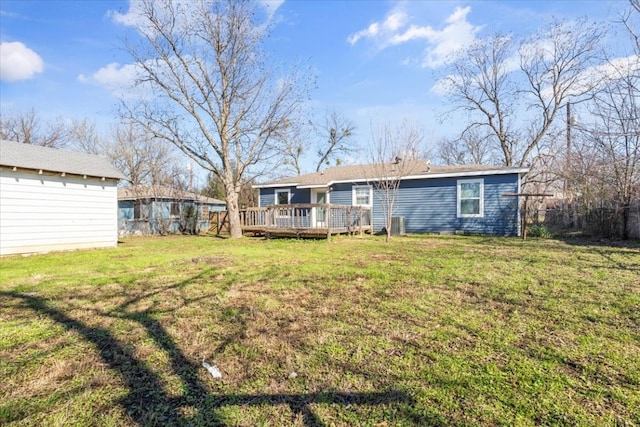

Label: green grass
[1,234,639,426]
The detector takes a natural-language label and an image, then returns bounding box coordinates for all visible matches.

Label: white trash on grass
[202,359,222,379]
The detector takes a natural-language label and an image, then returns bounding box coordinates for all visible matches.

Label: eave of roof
[0,139,127,180]
[117,185,226,204]
[255,163,529,189]
[256,182,301,189]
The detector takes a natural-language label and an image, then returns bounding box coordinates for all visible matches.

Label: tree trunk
[385,214,392,242]
[224,184,243,238]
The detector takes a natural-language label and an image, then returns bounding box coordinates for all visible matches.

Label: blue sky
[0,0,634,173]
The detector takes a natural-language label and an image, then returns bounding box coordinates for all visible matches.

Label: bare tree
[519,19,604,165]
[622,0,640,52]
[65,118,184,192]
[108,123,181,188]
[276,118,307,176]
[67,118,106,155]
[436,128,498,165]
[443,34,516,164]
[555,2,640,238]
[275,109,358,176]
[581,57,639,238]
[368,119,425,242]
[441,18,606,169]
[108,123,191,236]
[119,0,309,238]
[313,109,357,172]
[203,172,256,208]
[0,108,67,148]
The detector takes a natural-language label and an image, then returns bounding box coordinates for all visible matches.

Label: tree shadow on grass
[2,291,419,426]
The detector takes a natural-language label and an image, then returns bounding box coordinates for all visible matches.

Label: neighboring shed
[0,139,127,255]
[118,185,226,235]
[254,161,529,237]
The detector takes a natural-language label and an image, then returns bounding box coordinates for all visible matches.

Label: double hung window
[353,186,372,206]
[457,179,484,217]
[275,189,290,205]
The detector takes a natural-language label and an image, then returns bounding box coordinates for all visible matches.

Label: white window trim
[275,189,291,205]
[457,178,484,218]
[352,185,372,207]
[311,188,329,227]
[311,188,330,204]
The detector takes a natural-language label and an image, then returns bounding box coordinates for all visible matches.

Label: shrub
[528,224,552,238]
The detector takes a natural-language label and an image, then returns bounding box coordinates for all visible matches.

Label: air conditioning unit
[390,216,406,235]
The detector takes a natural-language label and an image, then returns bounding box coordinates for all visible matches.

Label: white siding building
[0,140,127,255]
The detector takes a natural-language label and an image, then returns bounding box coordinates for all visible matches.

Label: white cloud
[420,7,482,68]
[347,22,380,45]
[599,55,640,79]
[92,62,138,86]
[0,41,44,82]
[348,5,482,69]
[78,62,146,99]
[106,1,145,27]
[347,7,408,45]
[545,54,640,101]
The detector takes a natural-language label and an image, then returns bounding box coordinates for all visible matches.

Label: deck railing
[240,204,371,236]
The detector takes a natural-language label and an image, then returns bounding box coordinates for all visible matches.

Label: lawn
[1,234,639,426]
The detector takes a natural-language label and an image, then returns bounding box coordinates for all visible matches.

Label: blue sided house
[118,185,226,235]
[253,161,528,237]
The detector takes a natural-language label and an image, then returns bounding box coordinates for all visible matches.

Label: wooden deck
[240,204,372,239]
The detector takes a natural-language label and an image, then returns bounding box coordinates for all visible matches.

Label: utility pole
[563,102,572,227]
[566,102,571,170]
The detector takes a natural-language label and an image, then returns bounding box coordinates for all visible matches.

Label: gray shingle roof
[0,139,127,180]
[118,185,226,205]
[256,160,528,188]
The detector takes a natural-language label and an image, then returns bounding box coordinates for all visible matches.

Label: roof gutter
[253,182,300,189]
